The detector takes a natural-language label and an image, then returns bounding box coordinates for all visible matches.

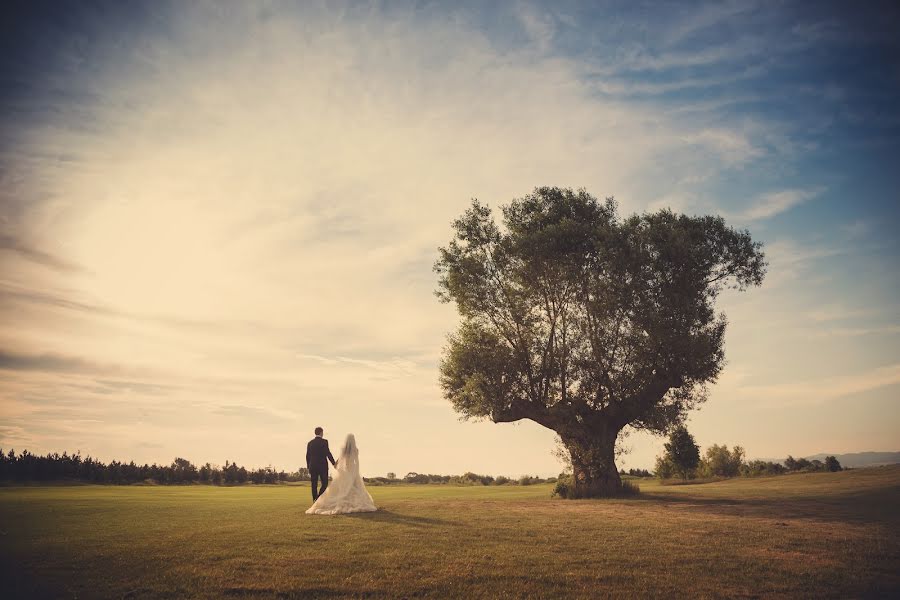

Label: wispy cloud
[513,2,556,53]
[591,64,766,96]
[813,325,900,338]
[0,350,99,373]
[807,305,876,323]
[738,187,826,221]
[214,404,301,426]
[740,363,900,404]
[0,234,82,272]
[662,1,759,46]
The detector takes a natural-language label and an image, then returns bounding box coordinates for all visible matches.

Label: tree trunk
[562,426,624,498]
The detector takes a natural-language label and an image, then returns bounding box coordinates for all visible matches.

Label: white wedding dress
[305,434,377,515]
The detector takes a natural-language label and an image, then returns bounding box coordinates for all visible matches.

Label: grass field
[2,466,898,599]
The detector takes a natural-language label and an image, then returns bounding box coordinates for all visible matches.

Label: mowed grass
[1,467,898,599]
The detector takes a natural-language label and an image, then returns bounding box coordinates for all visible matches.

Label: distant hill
[804,452,900,468]
[754,452,900,468]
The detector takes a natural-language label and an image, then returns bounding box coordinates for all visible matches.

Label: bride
[306,433,377,515]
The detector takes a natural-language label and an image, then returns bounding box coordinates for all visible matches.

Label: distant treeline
[369,472,556,486]
[655,437,844,482]
[0,449,299,485]
[620,468,653,478]
[0,449,556,486]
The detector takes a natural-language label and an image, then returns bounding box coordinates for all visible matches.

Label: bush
[740,460,786,477]
[449,472,494,485]
[655,455,676,479]
[552,474,575,498]
[825,456,842,472]
[627,468,652,478]
[698,444,744,478]
[552,474,640,499]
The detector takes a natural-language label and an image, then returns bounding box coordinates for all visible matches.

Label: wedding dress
[305,434,377,515]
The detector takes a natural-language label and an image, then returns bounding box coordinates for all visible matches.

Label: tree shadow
[632,487,900,525]
[342,509,451,528]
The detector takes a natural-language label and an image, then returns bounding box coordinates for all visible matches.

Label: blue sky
[0,1,898,475]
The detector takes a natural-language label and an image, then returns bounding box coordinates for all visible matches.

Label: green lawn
[2,466,898,598]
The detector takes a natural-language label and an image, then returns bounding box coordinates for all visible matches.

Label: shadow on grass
[223,586,376,598]
[631,487,900,525]
[343,509,451,527]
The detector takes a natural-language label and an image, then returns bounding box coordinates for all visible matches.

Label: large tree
[434,187,765,497]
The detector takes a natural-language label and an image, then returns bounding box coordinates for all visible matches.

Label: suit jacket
[306,437,336,472]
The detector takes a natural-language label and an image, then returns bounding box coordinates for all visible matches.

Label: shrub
[740,460,786,477]
[553,474,639,499]
[552,474,575,498]
[450,472,495,485]
[655,455,676,479]
[698,444,744,478]
[825,456,842,472]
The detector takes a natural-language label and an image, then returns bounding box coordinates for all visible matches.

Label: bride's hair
[342,434,357,456]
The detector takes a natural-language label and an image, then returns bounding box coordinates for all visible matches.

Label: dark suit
[306,436,337,501]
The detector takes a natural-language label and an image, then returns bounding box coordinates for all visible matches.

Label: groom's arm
[326,442,337,467]
[305,442,311,470]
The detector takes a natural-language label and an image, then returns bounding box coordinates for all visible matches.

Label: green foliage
[552,473,575,498]
[662,426,701,479]
[518,475,544,486]
[655,455,676,479]
[0,448,294,485]
[740,460,786,477]
[451,472,495,485]
[698,444,744,478]
[784,455,840,473]
[621,467,653,478]
[553,473,639,498]
[435,187,765,497]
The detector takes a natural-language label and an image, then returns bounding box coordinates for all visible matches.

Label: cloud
[841,220,871,239]
[813,325,900,338]
[0,350,98,373]
[93,379,177,396]
[682,128,763,165]
[590,64,766,96]
[0,234,82,272]
[0,281,116,317]
[214,404,301,426]
[806,305,876,323]
[513,2,556,52]
[662,1,759,46]
[740,363,900,404]
[738,187,825,221]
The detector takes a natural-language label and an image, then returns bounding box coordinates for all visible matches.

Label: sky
[1,0,898,477]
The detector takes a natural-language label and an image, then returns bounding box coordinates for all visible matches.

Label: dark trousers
[310,468,328,501]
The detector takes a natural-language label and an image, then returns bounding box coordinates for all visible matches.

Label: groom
[306,426,337,501]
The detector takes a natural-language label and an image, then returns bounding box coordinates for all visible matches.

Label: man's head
[314,426,323,437]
